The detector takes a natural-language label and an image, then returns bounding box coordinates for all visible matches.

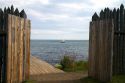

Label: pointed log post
[20,10,27,18]
[7,7,11,14]
[104,8,107,19]
[14,8,20,16]
[116,8,120,74]
[92,12,99,21]
[100,10,104,20]
[120,4,124,31]
[106,8,110,19]
[11,5,14,14]
[4,7,7,14]
[112,8,118,75]
[0,8,3,29]
[109,10,112,19]
[120,4,125,73]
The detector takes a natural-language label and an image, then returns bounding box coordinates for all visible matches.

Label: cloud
[31,29,88,40]
[50,0,84,3]
[0,0,124,40]
[58,3,84,10]
[28,9,69,21]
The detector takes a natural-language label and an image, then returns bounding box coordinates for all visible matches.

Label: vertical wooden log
[120,4,124,73]
[16,17,19,82]
[107,19,114,81]
[12,16,15,83]
[116,9,120,74]
[6,15,12,83]
[112,8,117,75]
[88,22,92,76]
[101,19,105,81]
[0,9,3,83]
[89,21,96,77]
[23,19,26,81]
[121,4,125,73]
[0,37,2,83]
[95,20,99,79]
[124,7,125,73]
[10,15,15,83]
[25,20,30,79]
[98,20,102,80]
[92,21,96,77]
[18,17,24,83]
[13,16,18,83]
[2,13,7,83]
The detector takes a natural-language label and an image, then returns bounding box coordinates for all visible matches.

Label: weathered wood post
[89,4,125,82]
[0,5,31,83]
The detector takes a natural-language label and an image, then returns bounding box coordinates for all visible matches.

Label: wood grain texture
[88,19,114,82]
[4,14,31,83]
[89,4,125,82]
[0,6,30,83]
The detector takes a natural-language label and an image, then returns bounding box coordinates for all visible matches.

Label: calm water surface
[31,40,89,65]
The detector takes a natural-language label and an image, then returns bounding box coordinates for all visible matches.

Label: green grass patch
[80,77,101,83]
[56,56,88,72]
[63,61,88,72]
[23,80,36,83]
[110,75,125,83]
[80,75,125,83]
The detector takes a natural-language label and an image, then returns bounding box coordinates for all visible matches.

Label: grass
[23,80,36,83]
[80,75,125,83]
[55,56,88,72]
[80,77,101,83]
[24,75,125,83]
[110,75,125,83]
[63,61,88,72]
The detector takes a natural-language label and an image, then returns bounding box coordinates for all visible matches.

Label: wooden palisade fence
[0,5,31,83]
[89,4,125,82]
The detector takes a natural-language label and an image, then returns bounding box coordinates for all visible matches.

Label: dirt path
[30,72,87,83]
[30,56,87,83]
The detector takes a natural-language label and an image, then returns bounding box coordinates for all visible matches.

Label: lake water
[31,40,89,65]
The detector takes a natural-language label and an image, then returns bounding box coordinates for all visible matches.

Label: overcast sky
[1,0,125,40]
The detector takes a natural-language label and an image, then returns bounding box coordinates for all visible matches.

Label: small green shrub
[60,56,75,70]
[60,56,88,72]
[55,64,63,69]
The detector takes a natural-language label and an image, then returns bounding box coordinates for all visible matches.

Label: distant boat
[60,40,65,43]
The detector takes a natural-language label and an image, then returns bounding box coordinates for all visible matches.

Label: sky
[0,0,125,40]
